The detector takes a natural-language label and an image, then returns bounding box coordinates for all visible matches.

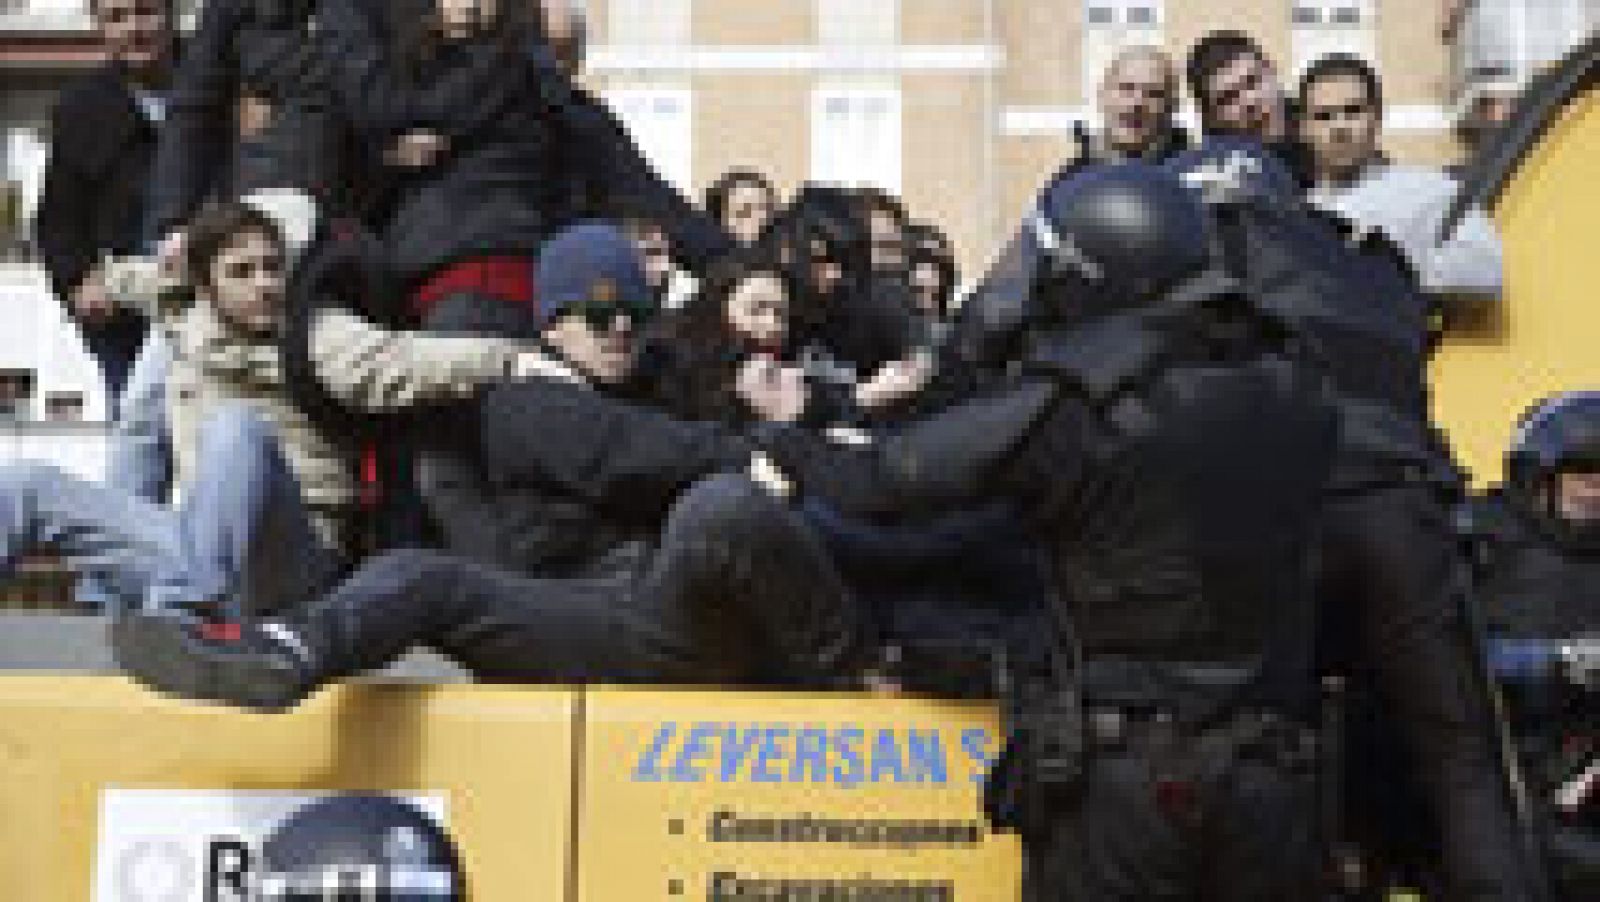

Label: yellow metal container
[576,687,1021,901]
[0,676,577,900]
[1432,84,1600,483]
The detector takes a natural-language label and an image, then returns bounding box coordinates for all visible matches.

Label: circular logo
[256,794,462,900]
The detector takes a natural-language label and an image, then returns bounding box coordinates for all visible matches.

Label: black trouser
[1023,721,1318,901]
[286,474,870,688]
[1320,480,1540,900]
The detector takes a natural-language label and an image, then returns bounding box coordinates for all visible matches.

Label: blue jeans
[2,404,338,615]
[78,331,173,609]
[108,330,172,502]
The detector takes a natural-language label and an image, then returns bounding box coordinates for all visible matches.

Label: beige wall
[691,0,814,46]
[1375,2,1452,106]
[690,73,815,202]
[998,0,1081,106]
[901,0,990,45]
[900,71,994,270]
[585,0,1466,275]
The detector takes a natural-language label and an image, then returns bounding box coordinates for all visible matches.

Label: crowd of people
[4,0,1596,899]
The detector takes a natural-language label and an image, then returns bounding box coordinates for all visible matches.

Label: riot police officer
[1468,392,1600,898]
[744,164,1342,899]
[1164,139,1546,901]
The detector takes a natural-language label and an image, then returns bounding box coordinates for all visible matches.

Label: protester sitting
[149,0,350,241]
[649,245,927,429]
[650,246,804,424]
[705,168,779,247]
[0,196,345,617]
[906,222,958,322]
[770,186,921,390]
[113,223,878,710]
[859,187,911,278]
[615,200,683,310]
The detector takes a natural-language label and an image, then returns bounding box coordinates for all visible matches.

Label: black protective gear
[754,277,1341,900]
[1505,392,1600,550]
[1027,163,1215,324]
[1166,139,1445,456]
[1468,489,1600,900]
[947,126,1191,381]
[1163,139,1545,900]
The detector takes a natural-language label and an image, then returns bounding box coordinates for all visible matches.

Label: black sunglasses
[563,298,658,331]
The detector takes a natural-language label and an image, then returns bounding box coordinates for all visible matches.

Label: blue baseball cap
[535,222,653,326]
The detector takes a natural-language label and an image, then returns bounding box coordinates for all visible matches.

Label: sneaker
[110,610,318,713]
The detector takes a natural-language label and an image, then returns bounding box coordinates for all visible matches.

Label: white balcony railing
[0,0,201,33]
[0,0,94,33]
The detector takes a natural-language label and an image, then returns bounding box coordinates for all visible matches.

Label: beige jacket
[307,308,523,414]
[105,231,524,554]
[163,301,358,548]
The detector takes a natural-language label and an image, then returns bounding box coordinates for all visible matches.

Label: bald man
[1079,46,1189,165]
[945,47,1189,378]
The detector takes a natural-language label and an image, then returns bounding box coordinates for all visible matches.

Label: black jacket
[548,85,733,276]
[462,376,751,580]
[1466,492,1600,882]
[319,7,730,289]
[759,308,1340,715]
[1469,492,1600,642]
[149,0,346,234]
[475,293,1339,714]
[35,62,157,350]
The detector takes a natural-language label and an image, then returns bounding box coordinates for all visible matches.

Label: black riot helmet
[1507,391,1600,544]
[257,794,463,900]
[1027,163,1215,323]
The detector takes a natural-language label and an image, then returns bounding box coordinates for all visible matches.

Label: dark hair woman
[650,245,804,424]
[325,0,558,336]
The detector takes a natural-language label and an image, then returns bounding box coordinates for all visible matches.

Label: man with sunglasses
[114,223,875,708]
[1300,53,1503,305]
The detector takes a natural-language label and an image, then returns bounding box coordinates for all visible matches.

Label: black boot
[111,610,320,713]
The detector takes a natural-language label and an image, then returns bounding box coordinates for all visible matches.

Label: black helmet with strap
[1507,391,1600,549]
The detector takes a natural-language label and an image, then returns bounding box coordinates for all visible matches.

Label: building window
[1291,2,1369,26]
[1084,1,1164,27]
[604,88,694,195]
[810,87,902,194]
[44,392,83,422]
[817,0,897,46]
[607,0,691,46]
[1081,2,1165,104]
[1291,1,1377,76]
[0,370,35,422]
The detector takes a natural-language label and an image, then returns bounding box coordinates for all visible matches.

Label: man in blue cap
[112,222,875,708]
